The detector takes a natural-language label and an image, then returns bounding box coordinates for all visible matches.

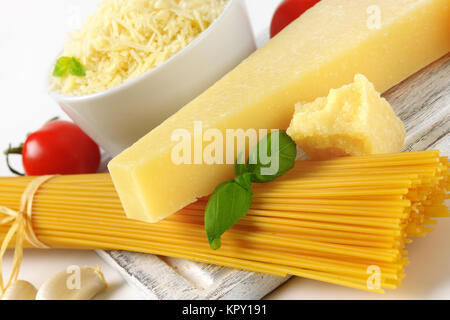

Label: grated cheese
[51,0,228,96]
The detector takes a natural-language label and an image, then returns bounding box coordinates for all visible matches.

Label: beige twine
[0,175,55,297]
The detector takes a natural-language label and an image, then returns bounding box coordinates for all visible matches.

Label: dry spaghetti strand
[0,151,448,293]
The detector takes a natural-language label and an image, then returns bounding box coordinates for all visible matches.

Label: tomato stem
[4,143,25,176]
[46,116,59,123]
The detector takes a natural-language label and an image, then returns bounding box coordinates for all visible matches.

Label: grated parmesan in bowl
[49,0,255,155]
[51,0,229,96]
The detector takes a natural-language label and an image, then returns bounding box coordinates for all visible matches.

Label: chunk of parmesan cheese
[51,0,228,96]
[287,74,406,159]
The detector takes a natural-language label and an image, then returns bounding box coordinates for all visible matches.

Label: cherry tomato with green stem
[5,119,100,176]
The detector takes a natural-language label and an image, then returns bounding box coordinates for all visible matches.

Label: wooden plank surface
[385,53,449,154]
[98,53,450,300]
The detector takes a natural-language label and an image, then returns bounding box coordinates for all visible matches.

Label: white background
[0,0,449,299]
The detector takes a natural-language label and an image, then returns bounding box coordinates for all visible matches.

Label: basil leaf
[234,152,249,176]
[234,172,252,191]
[204,130,297,251]
[53,57,71,77]
[205,173,253,250]
[247,130,297,183]
[69,57,86,77]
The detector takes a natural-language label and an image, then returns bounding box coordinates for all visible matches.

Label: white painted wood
[99,53,449,300]
[97,250,289,300]
[384,53,449,154]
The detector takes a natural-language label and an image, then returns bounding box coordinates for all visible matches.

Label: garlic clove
[36,266,107,300]
[1,280,37,300]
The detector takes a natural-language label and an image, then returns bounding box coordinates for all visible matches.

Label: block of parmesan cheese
[286,74,406,159]
[109,0,450,223]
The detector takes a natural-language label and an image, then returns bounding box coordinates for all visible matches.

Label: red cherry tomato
[22,120,100,175]
[270,0,321,38]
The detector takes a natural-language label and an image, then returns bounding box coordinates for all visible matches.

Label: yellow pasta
[0,151,448,294]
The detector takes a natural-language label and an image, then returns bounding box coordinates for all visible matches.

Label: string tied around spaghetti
[0,175,54,297]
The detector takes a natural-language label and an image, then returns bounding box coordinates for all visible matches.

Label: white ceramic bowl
[50,0,255,156]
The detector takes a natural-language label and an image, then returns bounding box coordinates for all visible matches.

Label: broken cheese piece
[109,0,450,223]
[287,74,406,160]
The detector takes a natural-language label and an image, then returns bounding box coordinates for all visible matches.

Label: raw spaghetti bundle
[0,151,448,294]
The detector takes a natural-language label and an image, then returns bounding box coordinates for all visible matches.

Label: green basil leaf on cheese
[69,57,86,77]
[247,130,297,183]
[53,57,72,77]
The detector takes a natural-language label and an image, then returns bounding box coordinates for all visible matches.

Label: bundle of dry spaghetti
[0,151,448,293]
